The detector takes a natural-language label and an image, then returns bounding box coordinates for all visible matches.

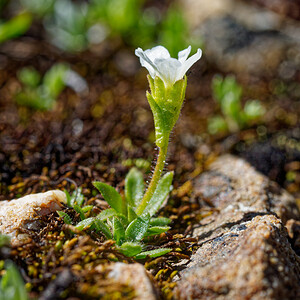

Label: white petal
[178,46,191,63]
[135,47,158,78]
[176,48,202,82]
[154,57,181,87]
[144,45,170,61]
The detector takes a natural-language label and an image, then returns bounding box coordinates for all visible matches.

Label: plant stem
[136,138,169,215]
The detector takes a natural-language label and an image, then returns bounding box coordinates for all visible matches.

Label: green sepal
[142,171,173,217]
[146,91,170,147]
[125,167,144,208]
[135,248,172,259]
[57,211,72,225]
[125,215,150,242]
[119,242,142,257]
[93,182,123,214]
[146,75,187,147]
[94,219,112,239]
[145,226,171,237]
[150,217,171,226]
[75,217,95,231]
[73,204,86,220]
[127,205,138,223]
[113,217,125,245]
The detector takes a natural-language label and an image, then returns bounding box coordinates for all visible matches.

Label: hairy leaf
[125,167,144,207]
[97,208,126,221]
[81,205,94,213]
[94,219,112,239]
[127,205,138,223]
[119,242,142,257]
[143,171,173,217]
[113,217,125,245]
[93,182,123,214]
[125,215,149,242]
[150,217,171,226]
[57,211,72,224]
[145,226,170,237]
[73,204,86,220]
[75,217,95,231]
[135,248,172,259]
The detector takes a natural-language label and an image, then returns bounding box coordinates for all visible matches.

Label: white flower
[135,45,202,87]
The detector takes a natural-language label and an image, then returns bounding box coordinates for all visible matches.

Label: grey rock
[96,262,159,300]
[175,155,300,300]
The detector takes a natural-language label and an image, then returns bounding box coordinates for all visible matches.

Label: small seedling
[58,46,202,259]
[208,75,265,134]
[0,260,28,300]
[16,63,86,110]
[0,12,32,44]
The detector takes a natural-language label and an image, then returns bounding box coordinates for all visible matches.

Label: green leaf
[0,12,32,43]
[73,188,85,207]
[93,182,123,214]
[113,217,125,245]
[96,208,126,222]
[57,211,72,224]
[73,204,86,220]
[43,63,68,98]
[119,242,142,257]
[94,219,112,239]
[127,205,138,223]
[243,100,265,121]
[18,67,41,88]
[208,116,227,135]
[150,217,171,226]
[125,215,149,242]
[64,190,72,207]
[135,248,172,259]
[125,167,144,207]
[142,172,173,217]
[145,226,171,237]
[75,217,95,231]
[82,205,94,213]
[0,261,28,300]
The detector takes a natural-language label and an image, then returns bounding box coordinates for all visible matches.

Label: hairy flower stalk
[135,45,202,215]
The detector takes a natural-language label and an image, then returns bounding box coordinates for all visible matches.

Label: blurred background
[0,0,299,200]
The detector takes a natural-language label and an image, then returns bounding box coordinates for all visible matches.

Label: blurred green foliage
[0,12,32,43]
[0,260,28,300]
[16,63,69,110]
[208,75,265,134]
[1,0,201,55]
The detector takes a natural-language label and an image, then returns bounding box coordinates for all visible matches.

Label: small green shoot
[0,12,32,43]
[209,75,265,134]
[0,261,29,300]
[58,45,201,259]
[16,63,86,110]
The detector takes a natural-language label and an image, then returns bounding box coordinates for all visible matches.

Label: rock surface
[174,155,300,299]
[180,0,300,78]
[0,190,66,246]
[96,262,159,300]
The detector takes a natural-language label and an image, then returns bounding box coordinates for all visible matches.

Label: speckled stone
[175,155,300,300]
[96,262,159,300]
[0,190,66,246]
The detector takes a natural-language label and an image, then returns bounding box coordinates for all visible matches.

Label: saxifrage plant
[58,45,202,258]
